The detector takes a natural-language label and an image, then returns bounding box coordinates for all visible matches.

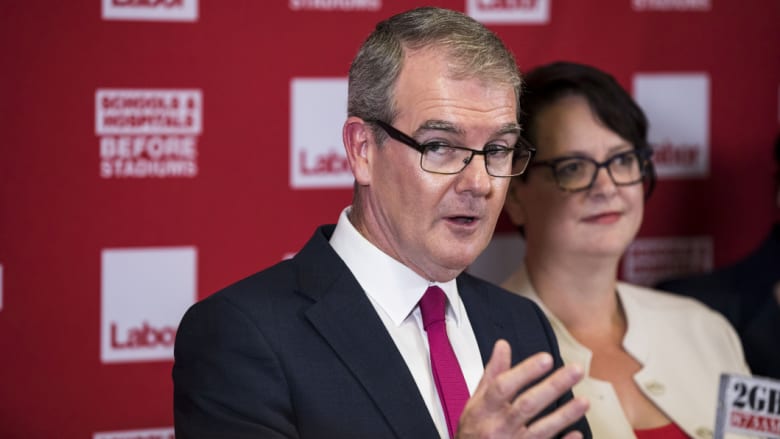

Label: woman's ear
[343,116,372,186]
[503,180,527,227]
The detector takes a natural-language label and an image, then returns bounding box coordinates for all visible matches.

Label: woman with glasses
[501,62,749,439]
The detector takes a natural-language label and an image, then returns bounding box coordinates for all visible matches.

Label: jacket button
[695,427,712,439]
[644,380,665,395]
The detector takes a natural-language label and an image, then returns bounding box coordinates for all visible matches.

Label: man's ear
[503,180,527,227]
[343,116,373,186]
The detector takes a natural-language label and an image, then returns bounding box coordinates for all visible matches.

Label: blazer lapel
[294,226,439,438]
[458,275,503,365]
[458,274,544,367]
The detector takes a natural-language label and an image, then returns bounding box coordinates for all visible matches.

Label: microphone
[714,372,780,438]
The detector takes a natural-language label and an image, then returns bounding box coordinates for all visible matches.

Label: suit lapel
[458,274,545,367]
[294,226,439,438]
[458,275,503,366]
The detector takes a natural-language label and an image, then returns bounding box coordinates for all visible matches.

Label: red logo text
[110,321,176,349]
[299,150,350,175]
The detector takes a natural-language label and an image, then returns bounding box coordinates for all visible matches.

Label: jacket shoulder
[622,282,724,316]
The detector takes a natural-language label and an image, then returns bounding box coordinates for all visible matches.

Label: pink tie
[419,286,470,438]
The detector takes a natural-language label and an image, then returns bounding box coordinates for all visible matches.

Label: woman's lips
[583,211,622,224]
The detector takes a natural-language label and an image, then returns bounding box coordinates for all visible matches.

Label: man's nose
[456,154,492,195]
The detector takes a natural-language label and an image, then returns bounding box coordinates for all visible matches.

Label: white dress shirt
[330,207,483,439]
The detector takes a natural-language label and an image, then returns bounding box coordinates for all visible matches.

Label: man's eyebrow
[413,121,522,137]
[497,123,522,136]
[414,120,462,136]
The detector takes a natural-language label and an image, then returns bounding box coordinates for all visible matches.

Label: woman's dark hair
[518,61,656,198]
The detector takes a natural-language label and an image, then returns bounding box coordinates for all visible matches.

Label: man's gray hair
[347,7,522,142]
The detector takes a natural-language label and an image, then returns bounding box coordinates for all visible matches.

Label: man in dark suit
[656,134,780,379]
[173,7,591,438]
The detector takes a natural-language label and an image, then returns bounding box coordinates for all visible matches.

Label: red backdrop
[1,1,778,437]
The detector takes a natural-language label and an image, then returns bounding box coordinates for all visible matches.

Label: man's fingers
[472,339,512,401]
[524,396,589,439]
[460,346,588,439]
[482,339,512,381]
[482,351,555,410]
[511,363,584,419]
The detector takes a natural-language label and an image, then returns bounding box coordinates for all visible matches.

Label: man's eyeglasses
[368,119,536,178]
[529,149,653,192]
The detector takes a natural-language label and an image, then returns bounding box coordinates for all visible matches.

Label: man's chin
[439,251,481,275]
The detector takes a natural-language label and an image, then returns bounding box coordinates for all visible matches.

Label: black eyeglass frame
[367,119,537,178]
[528,148,654,192]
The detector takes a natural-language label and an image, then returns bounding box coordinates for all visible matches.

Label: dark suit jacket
[173,225,591,438]
[656,223,780,379]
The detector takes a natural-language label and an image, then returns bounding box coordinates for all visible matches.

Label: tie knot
[419,285,447,330]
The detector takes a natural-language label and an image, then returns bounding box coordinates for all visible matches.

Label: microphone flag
[715,373,780,438]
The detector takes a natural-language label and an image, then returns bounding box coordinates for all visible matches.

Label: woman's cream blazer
[502,266,751,439]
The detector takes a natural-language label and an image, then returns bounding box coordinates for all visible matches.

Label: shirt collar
[329,206,462,327]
